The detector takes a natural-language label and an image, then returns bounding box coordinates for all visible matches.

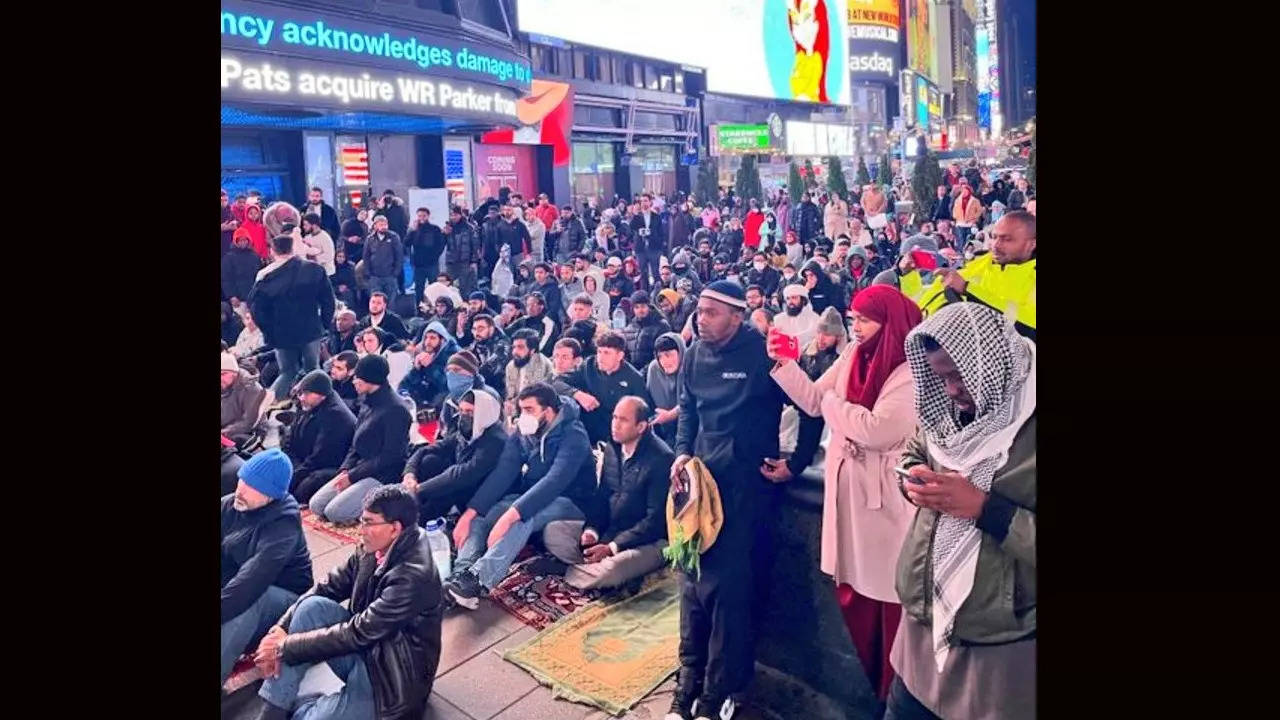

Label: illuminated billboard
[846,0,900,29]
[847,0,899,84]
[906,0,936,82]
[516,0,850,105]
[976,26,990,130]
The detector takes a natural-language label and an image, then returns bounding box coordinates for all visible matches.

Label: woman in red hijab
[767,285,922,702]
[240,203,269,260]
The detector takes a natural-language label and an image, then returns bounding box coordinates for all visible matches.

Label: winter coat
[221,493,313,623]
[629,211,664,254]
[896,415,1036,644]
[241,215,269,259]
[931,193,955,223]
[339,384,412,484]
[824,199,849,240]
[468,328,511,394]
[332,261,357,295]
[861,188,888,216]
[221,370,266,438]
[509,310,560,356]
[490,217,531,262]
[404,399,507,504]
[522,217,546,261]
[745,265,781,297]
[771,351,917,602]
[467,397,597,521]
[585,432,675,551]
[249,255,335,349]
[374,197,410,239]
[802,260,842,317]
[300,229,337,276]
[793,200,822,242]
[222,245,263,302]
[552,214,589,263]
[953,194,983,226]
[405,222,446,270]
[360,311,411,341]
[559,357,654,446]
[503,351,555,403]
[285,392,357,480]
[621,312,671,372]
[444,219,481,266]
[399,321,460,407]
[300,200,343,240]
[669,211,696,250]
[279,525,443,720]
[364,230,405,280]
[644,331,686,448]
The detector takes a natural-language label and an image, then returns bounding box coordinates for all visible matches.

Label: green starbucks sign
[714,124,771,154]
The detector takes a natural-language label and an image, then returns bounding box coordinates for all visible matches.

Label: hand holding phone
[894,465,927,485]
[767,327,800,363]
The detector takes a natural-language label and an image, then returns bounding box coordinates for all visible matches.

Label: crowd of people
[220,155,1036,720]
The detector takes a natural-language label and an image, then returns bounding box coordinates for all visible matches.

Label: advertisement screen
[516,0,850,105]
[976,26,990,130]
[906,0,934,82]
[846,0,900,29]
[915,75,930,130]
[847,37,898,82]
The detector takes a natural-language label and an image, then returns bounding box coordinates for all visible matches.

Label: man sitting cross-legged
[401,387,508,525]
[543,395,673,590]
[444,382,597,609]
[248,485,444,720]
[220,449,313,685]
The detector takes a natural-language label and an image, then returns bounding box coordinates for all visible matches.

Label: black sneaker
[692,695,735,720]
[445,570,485,610]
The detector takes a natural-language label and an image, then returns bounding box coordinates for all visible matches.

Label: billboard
[515,0,850,105]
[846,0,900,28]
[847,37,898,81]
[915,75,929,130]
[847,0,899,83]
[906,0,935,82]
[976,26,990,130]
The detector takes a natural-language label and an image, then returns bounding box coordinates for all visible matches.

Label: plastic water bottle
[612,307,626,330]
[424,518,452,583]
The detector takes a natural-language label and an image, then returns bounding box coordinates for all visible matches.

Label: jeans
[369,275,401,301]
[272,339,323,399]
[309,477,384,525]
[453,494,584,589]
[221,585,300,684]
[260,596,375,720]
[954,225,973,248]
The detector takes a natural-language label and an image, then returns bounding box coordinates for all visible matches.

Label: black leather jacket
[279,527,444,720]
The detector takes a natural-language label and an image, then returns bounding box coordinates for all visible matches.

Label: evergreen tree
[855,156,871,185]
[825,156,849,200]
[734,154,763,208]
[1027,126,1036,187]
[911,148,945,224]
[788,161,804,204]
[803,158,818,192]
[877,153,893,184]
[695,153,719,207]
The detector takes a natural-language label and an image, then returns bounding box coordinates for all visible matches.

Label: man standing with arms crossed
[666,280,785,720]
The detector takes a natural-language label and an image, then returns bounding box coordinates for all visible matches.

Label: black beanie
[296,369,333,396]
[355,354,390,385]
[630,290,651,306]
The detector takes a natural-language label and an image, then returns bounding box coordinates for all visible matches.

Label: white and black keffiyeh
[904,302,1036,672]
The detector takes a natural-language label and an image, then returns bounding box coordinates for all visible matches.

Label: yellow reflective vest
[918,254,1037,337]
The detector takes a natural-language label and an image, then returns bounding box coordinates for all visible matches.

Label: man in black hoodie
[308,355,412,525]
[621,291,670,371]
[328,351,361,414]
[668,281,785,720]
[404,207,445,305]
[543,396,673,589]
[558,332,653,446]
[402,387,507,523]
[220,448,313,684]
[248,233,336,407]
[285,370,358,506]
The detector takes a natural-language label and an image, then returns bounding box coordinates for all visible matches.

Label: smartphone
[894,465,926,485]
[768,328,800,361]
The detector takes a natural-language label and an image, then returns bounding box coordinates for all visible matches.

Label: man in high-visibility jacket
[919,211,1037,340]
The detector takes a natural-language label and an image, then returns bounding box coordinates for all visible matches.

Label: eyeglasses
[358,518,395,528]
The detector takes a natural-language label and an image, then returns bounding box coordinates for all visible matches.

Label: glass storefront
[571,141,615,205]
[633,145,677,197]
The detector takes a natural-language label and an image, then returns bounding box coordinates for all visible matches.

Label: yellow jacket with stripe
[918,254,1037,339]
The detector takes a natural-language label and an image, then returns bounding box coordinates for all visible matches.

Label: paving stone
[421,692,473,720]
[436,603,522,677]
[489,681,600,720]
[303,527,343,557]
[433,627,540,719]
[310,544,355,583]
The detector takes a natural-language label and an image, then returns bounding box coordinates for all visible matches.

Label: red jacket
[535,203,559,233]
[743,209,765,249]
[240,212,269,259]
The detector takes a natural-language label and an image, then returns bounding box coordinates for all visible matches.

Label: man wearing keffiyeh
[886,302,1037,720]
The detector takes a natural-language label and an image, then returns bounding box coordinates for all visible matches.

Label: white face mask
[516,412,542,436]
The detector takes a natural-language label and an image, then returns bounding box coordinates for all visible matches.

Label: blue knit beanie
[238,448,292,500]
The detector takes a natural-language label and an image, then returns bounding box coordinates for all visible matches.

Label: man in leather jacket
[249,485,443,720]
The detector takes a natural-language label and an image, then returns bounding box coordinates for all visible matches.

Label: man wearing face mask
[438,350,494,436]
[745,251,781,297]
[668,250,703,295]
[774,283,822,349]
[403,387,507,524]
[445,383,597,609]
[220,448,313,684]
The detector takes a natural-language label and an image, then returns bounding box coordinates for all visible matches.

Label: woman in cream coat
[767,285,922,702]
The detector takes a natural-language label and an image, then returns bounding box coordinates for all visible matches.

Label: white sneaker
[693,697,735,720]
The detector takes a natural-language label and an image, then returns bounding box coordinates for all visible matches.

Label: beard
[513,354,531,368]
[785,305,804,317]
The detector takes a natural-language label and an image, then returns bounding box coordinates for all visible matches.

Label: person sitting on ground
[398,321,459,407]
[355,327,413,397]
[323,309,359,362]
[551,337,584,379]
[249,486,443,720]
[621,291,671,372]
[543,396,674,590]
[232,312,266,360]
[645,332,685,449]
[402,388,507,524]
[308,355,412,525]
[437,350,495,436]
[508,291,560,356]
[774,283,822,350]
[556,331,654,446]
[562,294,602,357]
[887,302,1037,719]
[284,370,357,506]
[222,351,265,444]
[444,383,597,609]
[220,448,314,685]
[358,291,410,341]
[223,229,264,311]
[466,313,510,392]
[502,329,556,419]
[328,351,361,414]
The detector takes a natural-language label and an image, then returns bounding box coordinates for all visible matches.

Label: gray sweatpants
[542,519,666,590]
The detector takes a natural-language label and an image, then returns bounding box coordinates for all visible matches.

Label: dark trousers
[638,250,662,290]
[837,583,903,702]
[290,467,341,506]
[414,267,433,307]
[411,452,483,526]
[883,677,941,720]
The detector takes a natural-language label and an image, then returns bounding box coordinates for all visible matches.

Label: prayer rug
[300,508,362,545]
[488,553,601,630]
[503,574,681,716]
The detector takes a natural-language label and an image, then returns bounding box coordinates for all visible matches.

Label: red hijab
[845,285,923,410]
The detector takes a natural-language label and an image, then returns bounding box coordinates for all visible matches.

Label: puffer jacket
[365,230,405,279]
[895,414,1036,646]
[279,526,443,720]
[621,312,671,371]
[399,321,460,407]
[467,396,597,521]
[444,218,481,266]
[221,370,266,438]
[584,431,675,551]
